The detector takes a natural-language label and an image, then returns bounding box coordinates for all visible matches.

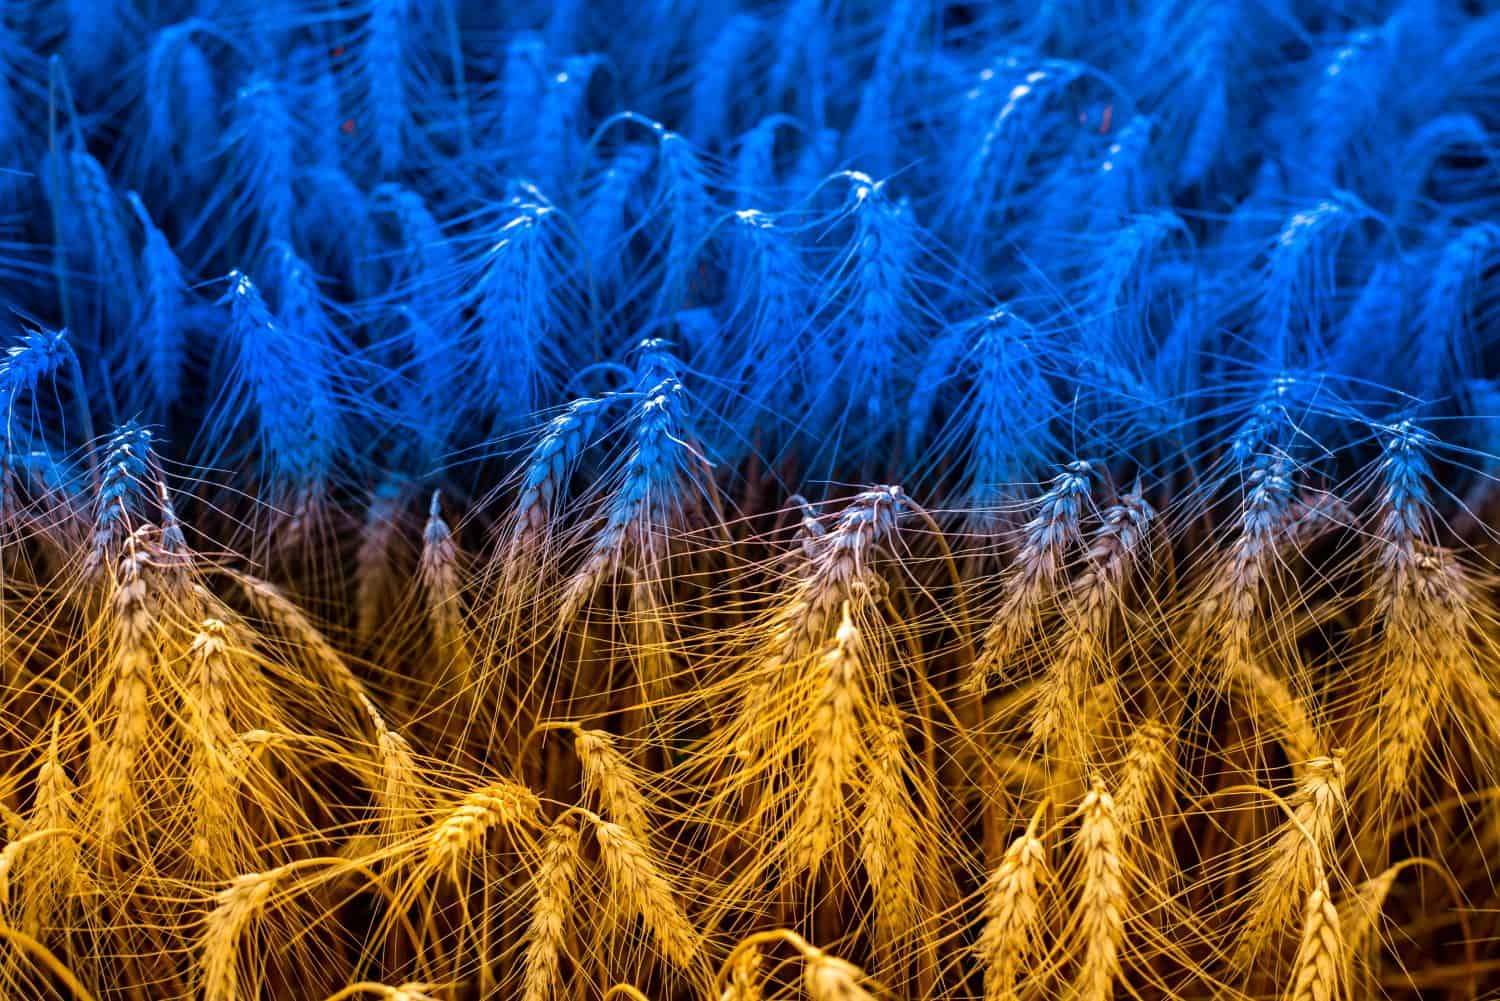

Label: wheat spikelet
[1234,658,1321,771]
[774,487,905,658]
[575,728,653,841]
[13,719,79,936]
[376,723,422,847]
[721,946,762,1001]
[1196,456,1291,688]
[236,574,378,725]
[355,481,407,646]
[425,779,542,880]
[1284,879,1345,1001]
[521,818,580,1001]
[593,819,701,971]
[1337,866,1397,960]
[510,395,612,551]
[419,491,472,692]
[1113,721,1174,834]
[1371,546,1469,803]
[975,807,1047,1001]
[1072,777,1126,1001]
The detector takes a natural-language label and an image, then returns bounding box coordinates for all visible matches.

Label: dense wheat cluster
[0,0,1499,998]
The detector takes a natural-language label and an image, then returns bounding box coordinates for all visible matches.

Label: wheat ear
[1073,777,1126,1001]
[1284,879,1346,1001]
[975,805,1048,1001]
[520,818,580,1001]
[593,818,701,971]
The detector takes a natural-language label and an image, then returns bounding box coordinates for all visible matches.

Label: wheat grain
[860,709,921,954]
[796,605,865,877]
[1237,752,1346,967]
[200,868,280,1001]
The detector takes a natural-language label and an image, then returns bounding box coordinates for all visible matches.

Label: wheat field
[0,0,1499,998]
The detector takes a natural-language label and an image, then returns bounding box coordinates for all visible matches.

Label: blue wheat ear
[0,325,80,519]
[223,76,298,254]
[731,115,801,198]
[139,21,222,197]
[1292,26,1390,192]
[496,32,548,168]
[1373,418,1436,551]
[362,0,415,178]
[125,192,191,415]
[1393,113,1499,223]
[1409,225,1499,400]
[592,113,716,314]
[560,338,709,618]
[527,55,605,195]
[767,0,829,121]
[1257,193,1376,370]
[653,127,716,314]
[0,326,82,450]
[460,186,577,428]
[372,182,456,319]
[1134,0,1245,189]
[43,145,138,344]
[509,394,617,548]
[59,0,138,106]
[294,45,344,174]
[1088,116,1157,225]
[942,56,1088,247]
[822,172,923,437]
[689,14,762,149]
[846,0,924,174]
[578,143,653,289]
[918,309,1059,511]
[1327,256,1406,390]
[296,166,381,299]
[724,209,813,449]
[88,420,158,572]
[212,270,343,512]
